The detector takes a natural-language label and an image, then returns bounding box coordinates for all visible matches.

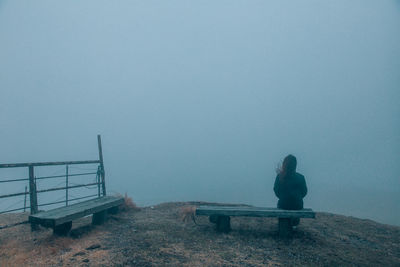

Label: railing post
[97,135,106,196]
[29,166,39,231]
[65,165,69,206]
[28,166,38,214]
[97,166,101,197]
[24,186,27,212]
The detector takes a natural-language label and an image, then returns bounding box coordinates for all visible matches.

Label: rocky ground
[0,201,399,266]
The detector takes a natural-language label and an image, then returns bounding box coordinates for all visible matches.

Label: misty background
[0,1,399,225]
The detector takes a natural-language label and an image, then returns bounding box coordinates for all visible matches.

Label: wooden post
[65,165,69,206]
[97,135,106,196]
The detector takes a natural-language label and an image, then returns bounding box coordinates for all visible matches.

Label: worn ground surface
[0,201,399,266]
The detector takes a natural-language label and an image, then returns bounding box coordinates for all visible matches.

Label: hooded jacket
[273,172,307,210]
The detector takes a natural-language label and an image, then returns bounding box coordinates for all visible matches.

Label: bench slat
[196,205,315,218]
[29,196,124,227]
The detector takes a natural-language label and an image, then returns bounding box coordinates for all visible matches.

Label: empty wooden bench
[196,205,316,237]
[29,196,124,235]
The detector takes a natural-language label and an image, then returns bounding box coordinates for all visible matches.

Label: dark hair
[279,154,297,181]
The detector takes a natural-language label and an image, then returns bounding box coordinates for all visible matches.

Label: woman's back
[274,172,307,210]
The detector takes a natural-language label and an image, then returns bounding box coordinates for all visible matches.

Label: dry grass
[0,213,112,266]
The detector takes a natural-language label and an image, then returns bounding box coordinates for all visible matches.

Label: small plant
[180,206,197,223]
[118,193,140,211]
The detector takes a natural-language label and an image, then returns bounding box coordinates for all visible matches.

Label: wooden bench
[196,205,316,237]
[29,196,124,235]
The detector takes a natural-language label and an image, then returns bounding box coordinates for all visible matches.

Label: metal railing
[0,135,106,215]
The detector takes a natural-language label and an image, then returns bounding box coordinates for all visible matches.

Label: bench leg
[53,221,72,235]
[291,218,300,226]
[92,210,107,225]
[278,218,292,238]
[108,206,119,215]
[216,216,231,233]
[209,214,218,224]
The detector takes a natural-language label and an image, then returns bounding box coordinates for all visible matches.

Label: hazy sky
[1,1,399,225]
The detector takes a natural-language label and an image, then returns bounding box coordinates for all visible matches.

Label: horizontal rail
[37,182,99,194]
[67,194,99,203]
[0,191,29,199]
[0,172,97,184]
[0,195,99,214]
[0,206,27,214]
[0,177,29,183]
[0,182,98,199]
[35,172,97,180]
[0,160,100,168]
[38,194,98,207]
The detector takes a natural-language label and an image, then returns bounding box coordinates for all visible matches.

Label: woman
[274,154,307,212]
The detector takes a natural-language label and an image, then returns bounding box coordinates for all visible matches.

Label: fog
[0,1,399,225]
